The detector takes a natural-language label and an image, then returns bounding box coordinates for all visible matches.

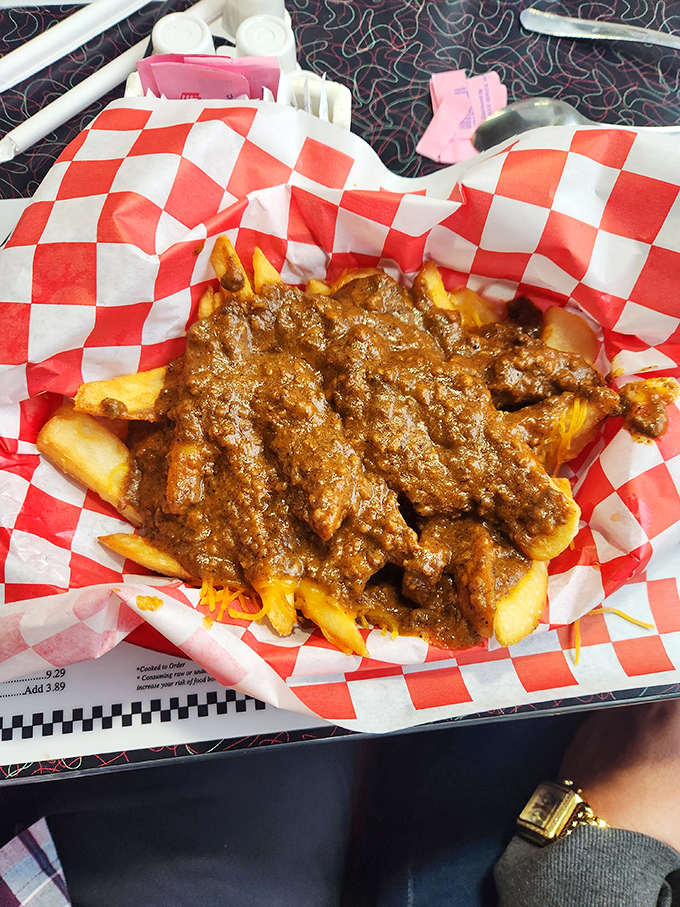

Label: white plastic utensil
[520,7,680,51]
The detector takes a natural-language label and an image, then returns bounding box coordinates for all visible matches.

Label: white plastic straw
[0,0,225,163]
[0,2,89,6]
[0,40,148,163]
[0,0,159,94]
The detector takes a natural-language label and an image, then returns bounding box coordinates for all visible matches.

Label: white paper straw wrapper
[0,41,147,163]
[0,0,225,163]
[0,0,159,94]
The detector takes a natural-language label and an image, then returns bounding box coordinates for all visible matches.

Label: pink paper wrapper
[417,70,507,163]
[1,98,679,733]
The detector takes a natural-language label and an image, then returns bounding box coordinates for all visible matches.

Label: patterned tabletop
[1,0,680,198]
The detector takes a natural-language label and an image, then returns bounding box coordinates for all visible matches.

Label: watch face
[518,782,580,841]
[524,787,561,824]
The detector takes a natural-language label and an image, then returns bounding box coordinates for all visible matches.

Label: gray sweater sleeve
[494,826,680,907]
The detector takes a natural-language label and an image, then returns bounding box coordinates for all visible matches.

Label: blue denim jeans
[348,712,584,907]
[0,711,583,907]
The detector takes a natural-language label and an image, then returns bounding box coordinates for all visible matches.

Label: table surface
[3,637,679,785]
[2,0,680,781]
[2,0,680,199]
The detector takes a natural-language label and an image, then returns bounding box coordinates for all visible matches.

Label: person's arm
[494,701,680,907]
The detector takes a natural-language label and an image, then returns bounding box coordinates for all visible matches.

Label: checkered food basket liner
[1,99,679,732]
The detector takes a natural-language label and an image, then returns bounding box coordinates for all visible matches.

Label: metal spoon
[472,97,680,152]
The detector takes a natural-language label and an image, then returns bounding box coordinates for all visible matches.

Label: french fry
[306,278,332,295]
[74,367,166,421]
[200,239,270,320]
[412,262,503,327]
[506,394,612,473]
[493,560,549,647]
[519,476,580,561]
[36,403,140,525]
[99,532,194,580]
[447,287,502,329]
[330,267,384,293]
[541,306,599,364]
[210,235,253,300]
[165,440,208,514]
[296,578,369,657]
[619,377,680,437]
[252,246,283,293]
[198,284,221,319]
[412,260,452,310]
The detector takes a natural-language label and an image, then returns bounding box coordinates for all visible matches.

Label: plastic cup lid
[235,14,296,69]
[152,13,215,55]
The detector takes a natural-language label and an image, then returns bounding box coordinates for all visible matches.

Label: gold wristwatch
[516,779,609,846]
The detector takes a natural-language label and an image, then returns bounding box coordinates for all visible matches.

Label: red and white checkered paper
[1,98,679,733]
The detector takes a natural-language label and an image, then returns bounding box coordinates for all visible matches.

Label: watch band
[516,779,609,846]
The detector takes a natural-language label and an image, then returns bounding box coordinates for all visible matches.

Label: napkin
[1,99,679,733]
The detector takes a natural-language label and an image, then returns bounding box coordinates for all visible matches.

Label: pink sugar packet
[184,55,280,100]
[429,68,468,112]
[137,53,183,96]
[465,73,507,134]
[417,69,507,164]
[152,62,250,100]
[138,54,280,101]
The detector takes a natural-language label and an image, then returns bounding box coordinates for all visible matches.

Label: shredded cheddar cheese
[572,606,655,665]
[589,607,655,629]
[573,618,582,666]
[553,397,588,475]
[357,606,400,640]
[199,580,260,623]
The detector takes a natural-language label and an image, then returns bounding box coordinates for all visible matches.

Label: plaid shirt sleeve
[0,818,71,907]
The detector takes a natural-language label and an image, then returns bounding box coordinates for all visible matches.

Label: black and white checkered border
[0,690,267,742]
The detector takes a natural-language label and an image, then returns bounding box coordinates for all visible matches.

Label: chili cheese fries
[37,239,679,656]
